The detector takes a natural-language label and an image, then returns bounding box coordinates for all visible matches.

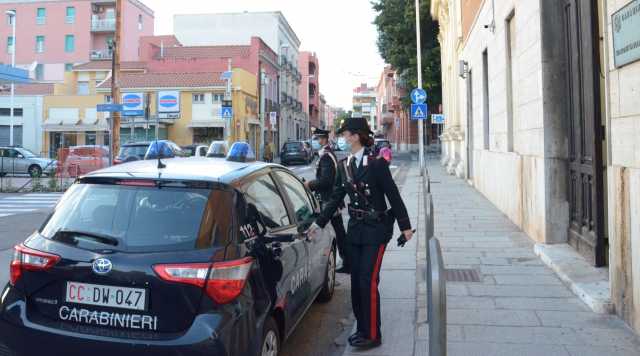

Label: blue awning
[0,64,30,83]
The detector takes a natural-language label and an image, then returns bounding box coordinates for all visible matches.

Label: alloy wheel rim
[262,330,278,356]
[328,249,336,293]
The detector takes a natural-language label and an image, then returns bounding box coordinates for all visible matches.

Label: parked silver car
[0,147,57,177]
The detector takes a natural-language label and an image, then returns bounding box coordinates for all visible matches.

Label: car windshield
[40,183,213,252]
[207,143,226,157]
[284,143,302,152]
[119,145,148,158]
[16,148,37,158]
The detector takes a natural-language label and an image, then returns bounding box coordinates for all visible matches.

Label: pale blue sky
[143,0,385,109]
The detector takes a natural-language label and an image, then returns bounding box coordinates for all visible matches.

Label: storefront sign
[613,0,640,68]
[122,93,144,116]
[157,91,180,113]
[269,112,277,129]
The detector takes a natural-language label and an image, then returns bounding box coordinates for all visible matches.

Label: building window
[35,64,44,81]
[65,35,75,53]
[36,8,46,25]
[482,49,490,150]
[193,93,205,104]
[0,108,23,116]
[105,95,112,103]
[7,36,13,54]
[138,14,143,30]
[77,82,89,95]
[86,131,97,145]
[35,35,45,53]
[66,7,75,24]
[505,11,516,153]
[65,63,74,72]
[7,10,15,25]
[213,94,224,102]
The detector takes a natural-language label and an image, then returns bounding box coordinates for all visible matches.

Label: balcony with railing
[90,49,113,60]
[91,17,115,32]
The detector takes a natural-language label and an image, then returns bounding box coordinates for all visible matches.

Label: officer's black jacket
[316,149,411,245]
[308,147,337,203]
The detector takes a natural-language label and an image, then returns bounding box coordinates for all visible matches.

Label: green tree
[334,111,353,132]
[372,0,441,109]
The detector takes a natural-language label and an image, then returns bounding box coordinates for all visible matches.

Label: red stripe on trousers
[370,245,386,340]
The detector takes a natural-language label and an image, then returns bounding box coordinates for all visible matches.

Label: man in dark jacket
[305,127,349,273]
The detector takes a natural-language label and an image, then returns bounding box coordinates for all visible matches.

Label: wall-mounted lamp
[459,60,469,79]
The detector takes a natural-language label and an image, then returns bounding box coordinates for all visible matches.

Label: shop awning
[188,120,226,128]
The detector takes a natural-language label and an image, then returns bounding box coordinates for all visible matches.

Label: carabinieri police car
[0,142,337,356]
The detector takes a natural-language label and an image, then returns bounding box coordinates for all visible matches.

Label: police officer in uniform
[304,127,349,273]
[308,117,413,349]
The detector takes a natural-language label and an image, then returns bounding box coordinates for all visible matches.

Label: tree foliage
[372,0,442,109]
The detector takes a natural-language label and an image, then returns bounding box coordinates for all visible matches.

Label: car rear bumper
[0,301,230,356]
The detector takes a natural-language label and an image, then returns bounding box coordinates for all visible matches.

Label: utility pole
[415,0,425,173]
[224,58,232,145]
[111,0,123,162]
[7,10,16,147]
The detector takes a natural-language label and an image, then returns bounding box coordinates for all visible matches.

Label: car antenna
[156,138,166,170]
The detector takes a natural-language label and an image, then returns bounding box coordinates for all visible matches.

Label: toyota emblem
[92,258,113,275]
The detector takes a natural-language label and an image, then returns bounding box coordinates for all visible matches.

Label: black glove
[396,229,416,247]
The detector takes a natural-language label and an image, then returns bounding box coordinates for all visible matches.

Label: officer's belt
[348,206,387,222]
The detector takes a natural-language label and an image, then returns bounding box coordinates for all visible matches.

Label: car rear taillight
[113,158,123,165]
[10,245,61,286]
[153,257,253,304]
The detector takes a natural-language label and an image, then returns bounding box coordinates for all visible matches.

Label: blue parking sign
[411,104,428,120]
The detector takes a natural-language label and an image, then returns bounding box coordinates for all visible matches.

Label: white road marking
[0,193,61,219]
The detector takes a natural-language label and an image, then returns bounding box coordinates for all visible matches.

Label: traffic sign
[410,88,427,104]
[221,106,233,119]
[411,103,428,120]
[96,104,123,112]
[432,114,445,124]
[220,71,233,80]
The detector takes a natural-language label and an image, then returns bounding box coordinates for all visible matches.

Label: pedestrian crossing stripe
[0,193,62,219]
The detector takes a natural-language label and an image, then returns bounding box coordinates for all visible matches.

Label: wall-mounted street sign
[220,71,233,80]
[157,90,180,119]
[96,103,123,112]
[410,88,427,104]
[221,106,233,119]
[612,0,640,68]
[432,114,445,124]
[269,112,277,129]
[122,92,144,116]
[411,103,428,120]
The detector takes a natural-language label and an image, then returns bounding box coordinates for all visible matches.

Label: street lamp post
[415,0,425,173]
[6,10,16,147]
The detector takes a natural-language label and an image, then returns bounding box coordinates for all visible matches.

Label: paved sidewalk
[414,159,640,356]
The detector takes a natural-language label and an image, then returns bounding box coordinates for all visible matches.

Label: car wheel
[260,317,280,356]
[316,245,336,303]
[28,165,42,178]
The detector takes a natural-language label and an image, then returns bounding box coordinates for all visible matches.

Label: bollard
[428,237,447,356]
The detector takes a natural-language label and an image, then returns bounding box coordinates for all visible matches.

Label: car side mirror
[16,154,24,159]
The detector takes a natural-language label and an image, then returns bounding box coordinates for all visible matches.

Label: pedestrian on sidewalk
[308,116,413,349]
[304,127,349,273]
[263,139,273,163]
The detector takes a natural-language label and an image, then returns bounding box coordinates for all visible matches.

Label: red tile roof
[97,72,225,89]
[160,46,251,59]
[0,83,54,96]
[73,61,147,71]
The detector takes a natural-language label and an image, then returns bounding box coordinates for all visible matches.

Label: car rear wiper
[52,230,120,246]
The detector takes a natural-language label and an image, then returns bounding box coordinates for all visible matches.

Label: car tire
[260,316,280,356]
[28,165,42,178]
[316,245,336,303]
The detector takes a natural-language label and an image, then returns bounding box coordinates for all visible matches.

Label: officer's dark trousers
[350,242,386,341]
[331,213,349,268]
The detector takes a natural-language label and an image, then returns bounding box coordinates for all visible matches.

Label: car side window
[6,149,18,158]
[243,174,291,230]
[273,171,315,223]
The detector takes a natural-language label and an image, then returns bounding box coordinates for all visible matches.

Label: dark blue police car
[0,143,337,356]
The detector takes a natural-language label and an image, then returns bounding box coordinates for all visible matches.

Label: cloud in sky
[143,0,386,109]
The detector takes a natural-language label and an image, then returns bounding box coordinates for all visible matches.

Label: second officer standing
[305,127,349,273]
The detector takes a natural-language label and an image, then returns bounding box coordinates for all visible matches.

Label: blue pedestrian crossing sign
[221,106,233,119]
[411,103,428,120]
[410,88,427,104]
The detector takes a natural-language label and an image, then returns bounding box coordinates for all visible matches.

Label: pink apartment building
[298,51,319,130]
[0,0,153,82]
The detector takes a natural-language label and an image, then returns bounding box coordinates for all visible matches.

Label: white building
[0,83,52,154]
[173,11,305,149]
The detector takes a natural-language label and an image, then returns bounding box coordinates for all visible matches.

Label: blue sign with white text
[221,106,233,119]
[96,104,123,112]
[410,88,427,104]
[432,114,445,124]
[411,104,428,120]
[122,93,144,116]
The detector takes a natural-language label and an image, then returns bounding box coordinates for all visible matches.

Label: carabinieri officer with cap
[305,127,350,273]
[308,116,413,349]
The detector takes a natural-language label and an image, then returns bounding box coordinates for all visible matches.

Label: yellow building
[43,61,260,157]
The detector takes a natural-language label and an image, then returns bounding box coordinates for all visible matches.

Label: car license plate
[65,282,146,311]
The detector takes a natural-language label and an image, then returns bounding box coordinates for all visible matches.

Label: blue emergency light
[145,140,174,160]
[226,142,256,162]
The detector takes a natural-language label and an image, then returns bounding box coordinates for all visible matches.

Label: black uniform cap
[337,116,373,135]
[311,127,331,138]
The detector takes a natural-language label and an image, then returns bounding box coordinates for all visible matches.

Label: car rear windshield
[284,143,302,152]
[119,145,148,159]
[39,183,229,252]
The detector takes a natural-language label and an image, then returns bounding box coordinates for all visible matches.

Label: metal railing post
[428,237,447,356]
